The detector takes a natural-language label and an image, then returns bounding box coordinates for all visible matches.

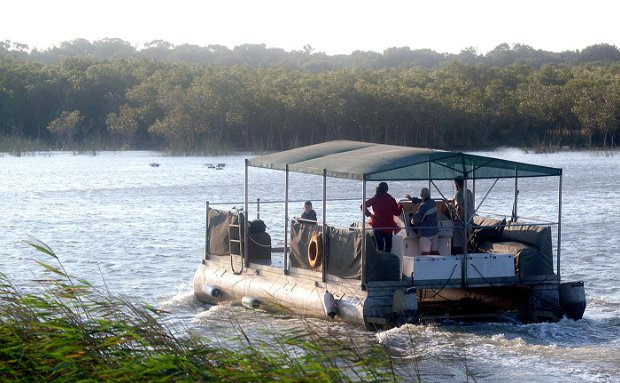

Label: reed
[0,238,400,382]
[0,136,48,155]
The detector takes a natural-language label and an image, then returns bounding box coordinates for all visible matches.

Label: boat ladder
[229,211,244,274]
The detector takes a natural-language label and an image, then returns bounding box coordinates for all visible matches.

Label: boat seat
[472,216,555,280]
[248,231,272,262]
[365,250,400,282]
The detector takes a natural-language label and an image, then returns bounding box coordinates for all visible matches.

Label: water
[1,149,619,382]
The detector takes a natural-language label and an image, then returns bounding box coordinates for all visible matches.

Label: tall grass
[0,136,49,155]
[0,238,400,382]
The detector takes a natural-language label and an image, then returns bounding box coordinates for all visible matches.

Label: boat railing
[476,210,559,226]
[206,201,559,239]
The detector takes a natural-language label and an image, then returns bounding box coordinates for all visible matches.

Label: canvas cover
[248,140,562,181]
[474,216,507,230]
[289,221,362,278]
[473,216,555,279]
[327,226,363,279]
[289,221,399,281]
[248,232,272,262]
[503,223,553,261]
[207,208,232,256]
[289,221,322,269]
[207,207,243,256]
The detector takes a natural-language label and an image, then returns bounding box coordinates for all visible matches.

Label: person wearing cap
[362,182,402,252]
[451,175,474,253]
[300,200,317,222]
[406,187,439,255]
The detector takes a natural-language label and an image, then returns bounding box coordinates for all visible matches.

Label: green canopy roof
[247,140,562,181]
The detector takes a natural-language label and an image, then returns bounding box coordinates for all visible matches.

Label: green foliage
[0,239,400,382]
[1,42,620,152]
[47,110,84,148]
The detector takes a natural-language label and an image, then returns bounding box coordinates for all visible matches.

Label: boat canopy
[248,140,561,181]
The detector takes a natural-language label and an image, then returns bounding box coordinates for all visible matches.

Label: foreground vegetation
[0,239,398,382]
[1,39,620,152]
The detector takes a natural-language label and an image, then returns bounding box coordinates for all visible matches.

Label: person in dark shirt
[301,200,317,222]
[406,187,439,255]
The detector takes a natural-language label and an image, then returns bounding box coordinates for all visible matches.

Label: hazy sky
[3,0,618,55]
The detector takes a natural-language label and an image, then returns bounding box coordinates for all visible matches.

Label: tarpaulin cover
[248,140,561,181]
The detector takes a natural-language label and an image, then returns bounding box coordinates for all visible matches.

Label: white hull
[193,255,584,329]
[193,256,419,328]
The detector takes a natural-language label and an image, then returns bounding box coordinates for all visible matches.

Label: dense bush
[1,40,619,151]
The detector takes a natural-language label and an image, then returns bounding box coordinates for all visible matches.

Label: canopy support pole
[322,169,327,283]
[283,164,289,274]
[244,160,249,267]
[428,162,431,189]
[472,169,476,210]
[205,201,209,260]
[557,174,562,279]
[512,167,519,222]
[361,178,367,290]
[462,176,469,287]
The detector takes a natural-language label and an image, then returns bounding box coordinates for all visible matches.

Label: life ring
[308,233,322,268]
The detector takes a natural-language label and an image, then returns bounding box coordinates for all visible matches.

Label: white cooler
[466,253,515,282]
[437,219,453,255]
[403,236,420,257]
[403,255,462,283]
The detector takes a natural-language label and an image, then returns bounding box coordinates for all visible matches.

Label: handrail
[476,210,558,225]
[204,197,363,206]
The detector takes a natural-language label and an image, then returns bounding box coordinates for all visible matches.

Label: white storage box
[437,219,453,236]
[466,253,515,281]
[436,220,453,255]
[407,255,462,283]
[403,237,420,257]
[436,236,451,255]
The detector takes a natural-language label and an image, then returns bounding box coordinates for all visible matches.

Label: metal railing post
[557,174,562,279]
[284,164,289,274]
[205,201,209,259]
[361,179,367,289]
[322,169,327,283]
[244,160,249,267]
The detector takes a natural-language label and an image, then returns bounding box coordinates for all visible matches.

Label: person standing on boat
[362,182,402,252]
[451,175,474,254]
[301,200,317,222]
[406,187,439,255]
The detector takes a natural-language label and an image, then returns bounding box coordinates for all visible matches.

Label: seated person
[300,200,317,222]
[406,187,439,255]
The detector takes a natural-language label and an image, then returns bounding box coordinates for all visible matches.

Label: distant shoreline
[2,143,617,157]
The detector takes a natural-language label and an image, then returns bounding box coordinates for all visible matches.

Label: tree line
[1,39,619,151]
[4,39,620,70]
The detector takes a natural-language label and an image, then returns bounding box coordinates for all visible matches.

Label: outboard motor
[559,281,586,320]
[392,287,418,326]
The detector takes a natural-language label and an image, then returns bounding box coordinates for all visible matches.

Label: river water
[1,149,619,382]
